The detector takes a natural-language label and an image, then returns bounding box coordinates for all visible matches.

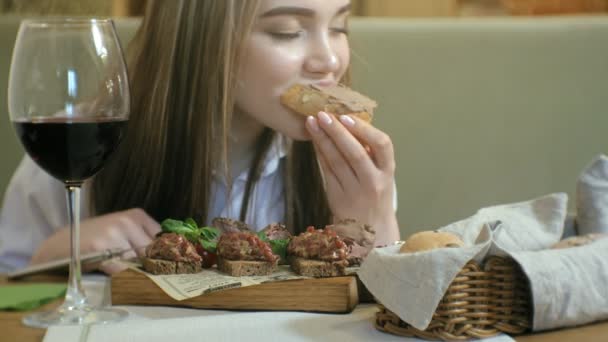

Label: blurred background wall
[0,0,139,16]
[0,0,607,17]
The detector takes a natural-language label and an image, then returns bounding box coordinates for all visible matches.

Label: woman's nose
[304,38,340,75]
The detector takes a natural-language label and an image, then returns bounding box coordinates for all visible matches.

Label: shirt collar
[234,133,289,182]
[212,133,289,184]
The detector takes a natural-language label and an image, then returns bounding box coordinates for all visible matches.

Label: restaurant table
[1,274,607,342]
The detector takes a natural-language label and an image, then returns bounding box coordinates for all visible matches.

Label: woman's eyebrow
[261,7,314,18]
[260,3,352,18]
[335,3,352,16]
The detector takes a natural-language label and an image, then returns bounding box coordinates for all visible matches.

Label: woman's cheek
[234,36,311,138]
[259,46,305,89]
[241,45,305,108]
[240,51,299,110]
[246,35,304,78]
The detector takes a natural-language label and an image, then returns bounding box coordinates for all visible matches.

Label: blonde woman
[0,0,400,274]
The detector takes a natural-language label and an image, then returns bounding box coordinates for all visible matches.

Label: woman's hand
[305,111,400,246]
[30,208,160,274]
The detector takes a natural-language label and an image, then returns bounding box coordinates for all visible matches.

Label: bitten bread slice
[281,84,376,123]
[290,257,347,278]
[217,257,278,276]
[141,257,202,275]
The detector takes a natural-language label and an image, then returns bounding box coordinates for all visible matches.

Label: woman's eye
[268,31,302,41]
[331,27,349,36]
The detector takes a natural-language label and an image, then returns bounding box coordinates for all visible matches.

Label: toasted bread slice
[290,257,347,278]
[280,84,375,123]
[141,257,202,275]
[217,257,278,276]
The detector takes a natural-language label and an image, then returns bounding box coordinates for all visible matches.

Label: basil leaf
[256,232,289,261]
[268,239,290,262]
[257,231,269,242]
[199,238,217,253]
[200,227,220,241]
[160,218,199,242]
[160,218,187,233]
[184,218,198,229]
[183,230,201,242]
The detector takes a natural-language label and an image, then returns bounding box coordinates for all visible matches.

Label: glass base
[22,304,128,328]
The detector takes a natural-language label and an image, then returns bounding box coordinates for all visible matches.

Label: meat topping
[287,226,348,262]
[211,217,253,234]
[145,233,202,263]
[327,219,376,266]
[261,223,292,240]
[217,232,278,263]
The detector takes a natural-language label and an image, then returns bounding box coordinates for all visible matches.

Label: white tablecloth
[43,276,514,342]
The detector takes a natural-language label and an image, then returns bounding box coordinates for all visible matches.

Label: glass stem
[63,185,88,309]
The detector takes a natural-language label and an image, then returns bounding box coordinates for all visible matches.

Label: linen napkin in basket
[509,236,608,330]
[358,193,567,331]
[577,154,608,235]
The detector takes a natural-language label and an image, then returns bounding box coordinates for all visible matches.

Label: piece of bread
[399,230,465,253]
[280,84,377,123]
[217,257,278,276]
[290,257,347,278]
[551,233,607,249]
[141,257,202,275]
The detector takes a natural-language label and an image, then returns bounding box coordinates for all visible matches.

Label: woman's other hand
[30,208,160,274]
[306,112,400,246]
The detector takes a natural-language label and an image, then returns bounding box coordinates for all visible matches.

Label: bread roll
[399,230,465,253]
[280,84,377,123]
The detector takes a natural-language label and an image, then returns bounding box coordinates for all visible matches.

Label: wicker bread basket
[375,256,531,341]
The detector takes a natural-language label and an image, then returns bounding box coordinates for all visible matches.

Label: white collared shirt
[0,134,396,271]
[207,134,288,230]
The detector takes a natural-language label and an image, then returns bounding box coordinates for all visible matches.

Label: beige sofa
[1,16,607,238]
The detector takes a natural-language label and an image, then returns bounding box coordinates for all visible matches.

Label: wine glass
[8,18,130,327]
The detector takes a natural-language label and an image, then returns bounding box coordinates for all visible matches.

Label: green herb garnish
[160,218,220,252]
[257,232,290,262]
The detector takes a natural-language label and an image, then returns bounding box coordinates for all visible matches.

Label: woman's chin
[284,126,312,142]
[272,115,312,141]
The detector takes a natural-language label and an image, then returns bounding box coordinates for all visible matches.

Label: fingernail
[318,111,333,125]
[339,115,355,127]
[307,116,320,132]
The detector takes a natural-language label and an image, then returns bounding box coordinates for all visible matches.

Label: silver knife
[6,248,133,279]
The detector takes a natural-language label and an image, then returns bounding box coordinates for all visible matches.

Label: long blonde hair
[92,0,334,232]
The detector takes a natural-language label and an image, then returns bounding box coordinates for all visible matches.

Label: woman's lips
[312,80,337,87]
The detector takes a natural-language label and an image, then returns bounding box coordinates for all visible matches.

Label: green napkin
[0,283,66,311]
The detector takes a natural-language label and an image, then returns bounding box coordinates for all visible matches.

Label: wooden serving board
[111,269,359,313]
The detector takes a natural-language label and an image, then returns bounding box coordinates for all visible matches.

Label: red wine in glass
[13,117,127,185]
[8,18,130,327]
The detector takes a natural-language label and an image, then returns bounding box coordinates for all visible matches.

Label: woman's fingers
[338,115,395,173]
[99,260,128,275]
[120,222,156,253]
[318,112,376,180]
[120,208,161,249]
[132,245,148,258]
[306,115,358,188]
[88,209,158,254]
[126,208,161,238]
[30,208,160,276]
[313,141,344,197]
